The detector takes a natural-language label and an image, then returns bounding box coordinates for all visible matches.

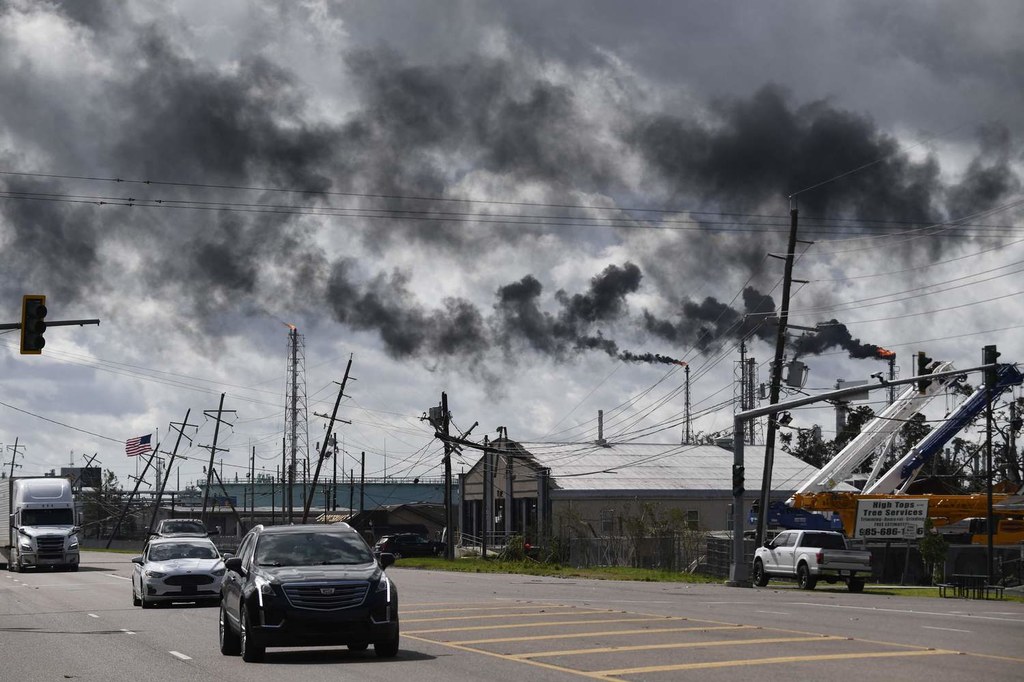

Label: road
[1,551,1022,681]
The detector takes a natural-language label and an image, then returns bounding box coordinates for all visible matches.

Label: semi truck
[1,476,81,572]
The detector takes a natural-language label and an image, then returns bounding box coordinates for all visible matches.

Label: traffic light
[983,345,1000,389]
[916,351,933,394]
[732,464,745,498]
[20,294,47,355]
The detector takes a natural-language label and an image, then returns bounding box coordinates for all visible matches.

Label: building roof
[519,441,831,497]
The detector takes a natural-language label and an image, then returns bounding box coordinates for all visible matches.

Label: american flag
[125,434,152,457]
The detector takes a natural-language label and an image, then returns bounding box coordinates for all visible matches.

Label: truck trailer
[1,476,81,571]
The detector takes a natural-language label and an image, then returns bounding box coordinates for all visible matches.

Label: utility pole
[281,437,288,523]
[7,437,23,478]
[332,434,338,511]
[106,443,160,548]
[984,345,999,583]
[755,202,803,549]
[360,452,365,513]
[683,365,691,445]
[250,445,255,528]
[303,355,353,523]
[200,393,235,524]
[424,394,456,560]
[146,410,198,536]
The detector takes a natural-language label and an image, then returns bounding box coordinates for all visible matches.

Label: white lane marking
[756,610,791,615]
[120,628,136,635]
[88,613,99,618]
[923,626,972,633]
[106,574,131,581]
[169,651,192,661]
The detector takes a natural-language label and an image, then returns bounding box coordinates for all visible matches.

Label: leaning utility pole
[200,393,235,524]
[106,442,160,548]
[755,202,802,548]
[303,355,353,523]
[146,410,198,536]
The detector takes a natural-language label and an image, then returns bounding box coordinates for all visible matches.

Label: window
[600,509,615,535]
[685,510,699,531]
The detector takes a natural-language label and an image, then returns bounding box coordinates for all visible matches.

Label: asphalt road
[1,551,1022,681]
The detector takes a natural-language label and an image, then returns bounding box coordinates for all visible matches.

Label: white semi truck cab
[1,476,81,572]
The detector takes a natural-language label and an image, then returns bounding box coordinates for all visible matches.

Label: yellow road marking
[403,609,608,623]
[455,625,751,646]
[593,648,957,675]
[509,635,843,659]
[406,615,681,635]
[403,633,617,681]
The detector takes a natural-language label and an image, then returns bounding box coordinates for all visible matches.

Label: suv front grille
[283,581,368,610]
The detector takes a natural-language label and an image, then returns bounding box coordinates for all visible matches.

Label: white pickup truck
[752,529,872,592]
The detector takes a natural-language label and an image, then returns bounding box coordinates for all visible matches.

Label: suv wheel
[219,602,241,655]
[374,626,400,658]
[240,608,265,662]
[848,578,865,593]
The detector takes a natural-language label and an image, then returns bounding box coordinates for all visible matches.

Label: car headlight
[253,574,275,607]
[144,569,166,579]
[18,539,31,550]
[68,539,79,550]
[375,573,391,602]
[212,567,226,576]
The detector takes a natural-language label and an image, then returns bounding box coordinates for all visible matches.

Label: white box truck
[1,476,81,572]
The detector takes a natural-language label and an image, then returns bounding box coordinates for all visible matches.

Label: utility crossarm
[865,363,1024,494]
[788,361,957,501]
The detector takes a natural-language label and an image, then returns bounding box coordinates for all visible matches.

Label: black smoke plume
[618,352,686,366]
[643,287,777,352]
[790,320,889,360]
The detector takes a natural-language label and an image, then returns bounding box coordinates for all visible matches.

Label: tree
[918,518,949,585]
[779,427,832,468]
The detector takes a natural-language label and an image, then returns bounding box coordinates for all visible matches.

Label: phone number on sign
[857,526,921,538]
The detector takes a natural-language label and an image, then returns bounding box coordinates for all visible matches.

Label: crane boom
[788,361,957,500]
[865,364,1024,494]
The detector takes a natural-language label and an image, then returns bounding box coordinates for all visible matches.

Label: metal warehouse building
[459,433,826,547]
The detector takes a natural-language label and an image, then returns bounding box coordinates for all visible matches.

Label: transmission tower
[284,325,310,522]
[735,343,761,444]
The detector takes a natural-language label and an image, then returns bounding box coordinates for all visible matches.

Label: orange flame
[876,347,895,359]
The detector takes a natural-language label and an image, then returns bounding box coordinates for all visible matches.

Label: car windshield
[255,531,373,566]
[161,521,206,534]
[148,542,218,561]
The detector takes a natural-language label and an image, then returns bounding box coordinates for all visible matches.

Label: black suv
[373,533,443,558]
[219,523,398,662]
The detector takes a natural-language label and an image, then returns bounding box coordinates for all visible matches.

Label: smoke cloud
[0,9,1019,374]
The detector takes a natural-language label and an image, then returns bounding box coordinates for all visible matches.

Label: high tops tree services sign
[854,498,929,540]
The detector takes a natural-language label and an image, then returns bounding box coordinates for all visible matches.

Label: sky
[1,0,1022,493]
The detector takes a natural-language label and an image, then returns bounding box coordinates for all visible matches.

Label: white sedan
[131,537,226,608]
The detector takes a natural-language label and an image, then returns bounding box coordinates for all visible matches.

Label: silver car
[131,537,225,608]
